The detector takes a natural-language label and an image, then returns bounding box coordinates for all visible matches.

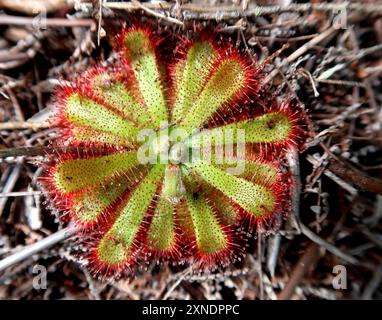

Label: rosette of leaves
[43,25,304,279]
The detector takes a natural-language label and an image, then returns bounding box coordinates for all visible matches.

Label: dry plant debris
[0,0,382,300]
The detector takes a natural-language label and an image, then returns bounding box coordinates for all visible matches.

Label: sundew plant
[42,25,305,279]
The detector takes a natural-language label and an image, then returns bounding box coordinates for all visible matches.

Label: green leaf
[187,162,275,218]
[122,29,168,127]
[185,112,294,146]
[171,41,217,124]
[65,93,139,147]
[71,168,145,224]
[186,194,227,255]
[90,73,152,127]
[216,158,279,186]
[178,57,247,132]
[53,151,139,194]
[96,164,165,265]
[146,196,176,251]
[162,164,185,203]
